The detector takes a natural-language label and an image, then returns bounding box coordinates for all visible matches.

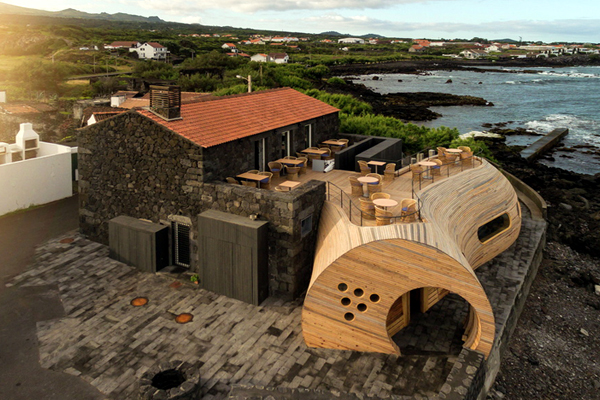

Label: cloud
[136,0,448,13]
[301,14,600,40]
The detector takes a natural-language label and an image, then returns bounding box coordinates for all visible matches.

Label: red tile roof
[146,42,165,48]
[137,88,339,148]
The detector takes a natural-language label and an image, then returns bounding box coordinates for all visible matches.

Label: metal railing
[410,151,482,193]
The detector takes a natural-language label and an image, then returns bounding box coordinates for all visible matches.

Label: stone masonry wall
[78,111,327,297]
[199,180,326,298]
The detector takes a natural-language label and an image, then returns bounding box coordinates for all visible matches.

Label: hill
[0,2,165,23]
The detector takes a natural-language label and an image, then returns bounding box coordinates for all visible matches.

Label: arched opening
[387,287,474,356]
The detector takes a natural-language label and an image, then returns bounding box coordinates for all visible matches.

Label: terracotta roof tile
[137,88,339,148]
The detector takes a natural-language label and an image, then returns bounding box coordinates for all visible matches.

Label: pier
[520,128,569,161]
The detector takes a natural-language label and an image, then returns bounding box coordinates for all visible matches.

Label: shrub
[327,77,346,85]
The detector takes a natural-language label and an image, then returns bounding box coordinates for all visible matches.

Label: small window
[301,215,312,238]
[478,213,510,243]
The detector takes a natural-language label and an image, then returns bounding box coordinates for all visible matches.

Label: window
[171,220,191,267]
[304,124,313,148]
[281,131,290,158]
[477,213,510,243]
[301,215,313,238]
[254,138,266,170]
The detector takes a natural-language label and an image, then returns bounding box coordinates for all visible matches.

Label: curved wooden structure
[302,159,521,358]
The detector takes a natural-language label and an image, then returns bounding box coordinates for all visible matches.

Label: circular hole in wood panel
[357,303,367,312]
[338,283,348,292]
[344,312,355,321]
[341,297,351,306]
[353,288,364,297]
[369,294,380,303]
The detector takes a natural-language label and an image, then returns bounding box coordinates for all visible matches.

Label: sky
[3,0,600,43]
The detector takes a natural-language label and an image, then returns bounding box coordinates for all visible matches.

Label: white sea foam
[537,70,599,79]
[460,131,503,139]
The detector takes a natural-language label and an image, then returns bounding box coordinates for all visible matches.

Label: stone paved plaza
[6,206,545,400]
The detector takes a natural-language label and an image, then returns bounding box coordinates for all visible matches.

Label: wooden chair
[242,180,257,188]
[437,147,448,163]
[320,148,333,160]
[338,138,349,148]
[384,163,396,182]
[283,156,297,160]
[431,159,443,176]
[286,166,300,181]
[330,144,343,154]
[359,197,375,220]
[400,198,417,223]
[274,185,288,192]
[306,147,320,166]
[370,192,391,201]
[358,160,370,176]
[458,146,471,153]
[258,171,272,190]
[460,148,473,167]
[367,181,382,195]
[349,176,363,196]
[226,177,240,184]
[411,164,423,186]
[366,173,382,183]
[268,161,282,178]
[375,206,393,226]
[297,157,308,175]
[247,169,259,175]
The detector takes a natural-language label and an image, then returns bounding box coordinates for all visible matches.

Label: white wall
[0,142,73,216]
[0,90,6,103]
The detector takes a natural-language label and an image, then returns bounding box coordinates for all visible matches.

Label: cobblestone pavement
[6,207,545,400]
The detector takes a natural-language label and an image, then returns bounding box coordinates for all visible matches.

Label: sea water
[353,66,600,175]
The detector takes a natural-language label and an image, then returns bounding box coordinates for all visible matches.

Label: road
[0,195,105,400]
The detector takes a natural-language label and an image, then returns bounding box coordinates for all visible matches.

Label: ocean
[352,66,600,175]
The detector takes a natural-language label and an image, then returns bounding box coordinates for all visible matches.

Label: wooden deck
[266,158,481,225]
[302,159,522,358]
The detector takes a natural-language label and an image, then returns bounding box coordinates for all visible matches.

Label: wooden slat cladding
[302,159,521,358]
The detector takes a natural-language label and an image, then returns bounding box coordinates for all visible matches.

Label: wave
[524,114,600,142]
[537,70,599,79]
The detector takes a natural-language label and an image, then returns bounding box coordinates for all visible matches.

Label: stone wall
[198,180,326,297]
[78,110,327,297]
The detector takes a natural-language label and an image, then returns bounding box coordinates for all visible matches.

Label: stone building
[78,86,339,298]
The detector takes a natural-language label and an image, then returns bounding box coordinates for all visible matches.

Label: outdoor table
[322,139,346,146]
[236,172,266,182]
[367,160,386,174]
[301,148,328,155]
[373,198,398,209]
[418,161,436,179]
[275,158,304,166]
[446,148,463,164]
[357,176,378,197]
[278,180,301,191]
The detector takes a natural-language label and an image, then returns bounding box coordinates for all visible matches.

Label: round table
[418,161,437,179]
[373,198,398,209]
[446,148,463,164]
[357,176,378,197]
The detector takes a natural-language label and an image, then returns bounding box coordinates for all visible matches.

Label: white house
[0,123,74,216]
[129,42,168,60]
[269,53,289,64]
[250,53,270,63]
[337,38,365,44]
[460,49,488,59]
[222,43,237,50]
[485,44,501,53]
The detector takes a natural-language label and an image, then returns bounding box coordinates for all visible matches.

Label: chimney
[15,123,39,160]
[150,85,181,121]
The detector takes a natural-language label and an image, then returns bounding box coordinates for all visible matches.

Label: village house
[409,45,426,53]
[129,42,169,60]
[269,53,289,63]
[221,43,237,50]
[78,86,340,299]
[250,53,270,62]
[337,38,365,44]
[461,49,489,59]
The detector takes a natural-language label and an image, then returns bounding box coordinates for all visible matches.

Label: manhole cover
[175,313,193,324]
[131,297,148,307]
[139,360,200,399]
